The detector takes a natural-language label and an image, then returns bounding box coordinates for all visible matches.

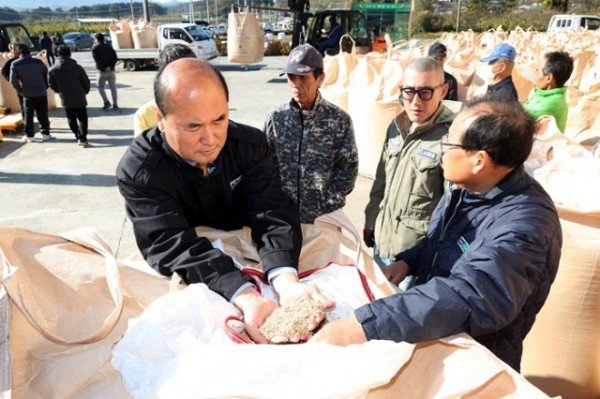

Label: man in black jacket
[1,43,23,118]
[117,59,332,343]
[427,42,458,101]
[91,33,118,111]
[40,31,54,66]
[10,44,52,143]
[49,45,91,146]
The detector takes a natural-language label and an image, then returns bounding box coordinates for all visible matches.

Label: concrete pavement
[0,55,374,259]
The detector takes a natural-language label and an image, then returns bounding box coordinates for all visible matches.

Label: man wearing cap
[264,44,358,224]
[363,58,455,290]
[480,43,519,102]
[427,42,458,101]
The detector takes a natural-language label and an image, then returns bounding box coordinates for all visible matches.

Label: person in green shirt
[524,51,574,132]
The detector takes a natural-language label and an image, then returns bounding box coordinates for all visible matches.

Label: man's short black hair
[42,31,48,36]
[18,43,30,54]
[56,44,71,57]
[154,60,229,116]
[460,94,537,168]
[95,33,105,42]
[542,51,574,88]
[158,44,196,70]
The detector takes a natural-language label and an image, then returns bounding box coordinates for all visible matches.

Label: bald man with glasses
[364,58,456,290]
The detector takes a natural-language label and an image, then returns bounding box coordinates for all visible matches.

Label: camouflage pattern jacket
[264,92,358,223]
[364,105,455,259]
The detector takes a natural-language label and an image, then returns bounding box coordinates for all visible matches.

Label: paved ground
[0,54,374,259]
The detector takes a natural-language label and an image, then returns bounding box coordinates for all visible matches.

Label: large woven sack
[109,19,134,50]
[227,12,264,65]
[347,57,403,178]
[321,35,360,112]
[0,53,21,111]
[522,157,600,399]
[0,227,169,398]
[564,91,600,146]
[131,19,158,49]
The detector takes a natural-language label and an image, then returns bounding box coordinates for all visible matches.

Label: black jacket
[444,71,458,101]
[1,57,16,81]
[49,57,90,109]
[40,35,52,52]
[10,55,48,98]
[116,123,302,300]
[356,166,561,371]
[91,42,117,71]
[487,76,519,102]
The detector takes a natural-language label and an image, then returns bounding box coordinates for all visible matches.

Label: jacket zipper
[427,189,464,281]
[296,107,304,214]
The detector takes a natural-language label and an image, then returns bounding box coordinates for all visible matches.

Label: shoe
[78,139,89,147]
[102,102,111,110]
[41,134,54,142]
[112,105,120,112]
[21,135,33,143]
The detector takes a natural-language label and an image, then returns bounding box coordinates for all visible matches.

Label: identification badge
[418,148,437,160]
[457,236,470,253]
[229,175,242,190]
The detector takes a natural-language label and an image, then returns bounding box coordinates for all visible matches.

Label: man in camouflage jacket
[364,58,455,286]
[264,44,358,223]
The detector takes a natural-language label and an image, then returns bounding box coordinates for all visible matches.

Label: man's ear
[156,110,165,131]
[316,72,326,88]
[472,150,488,175]
[440,83,449,99]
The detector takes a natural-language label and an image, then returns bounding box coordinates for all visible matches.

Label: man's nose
[200,126,216,145]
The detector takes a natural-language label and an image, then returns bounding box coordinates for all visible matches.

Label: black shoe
[102,102,111,110]
[112,105,120,112]
[78,139,89,147]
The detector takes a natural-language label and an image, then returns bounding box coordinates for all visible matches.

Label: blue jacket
[355,166,561,371]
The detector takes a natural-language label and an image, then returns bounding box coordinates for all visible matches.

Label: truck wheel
[124,59,138,71]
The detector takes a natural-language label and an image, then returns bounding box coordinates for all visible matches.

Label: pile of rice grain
[260,299,325,342]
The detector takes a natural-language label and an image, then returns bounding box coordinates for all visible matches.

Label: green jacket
[364,105,455,259]
[523,87,568,132]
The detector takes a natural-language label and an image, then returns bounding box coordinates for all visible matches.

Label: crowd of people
[3,32,119,145]
[116,40,575,371]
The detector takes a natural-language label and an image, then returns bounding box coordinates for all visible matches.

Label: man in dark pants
[40,31,54,66]
[10,44,52,143]
[49,45,91,146]
[91,33,119,111]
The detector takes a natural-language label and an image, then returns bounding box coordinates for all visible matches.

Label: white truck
[547,14,600,33]
[116,23,218,71]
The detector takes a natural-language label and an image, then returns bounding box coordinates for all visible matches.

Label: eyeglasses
[440,133,469,152]
[399,84,445,101]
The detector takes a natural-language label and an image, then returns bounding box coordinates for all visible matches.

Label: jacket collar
[289,91,323,119]
[488,76,514,92]
[394,103,453,138]
[457,165,528,203]
[533,86,567,97]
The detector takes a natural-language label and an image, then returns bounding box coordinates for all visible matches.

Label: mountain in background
[10,0,182,11]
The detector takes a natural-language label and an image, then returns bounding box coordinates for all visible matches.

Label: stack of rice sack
[131,19,158,49]
[109,19,134,50]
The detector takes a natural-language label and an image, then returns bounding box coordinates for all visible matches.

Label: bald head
[154,58,229,115]
[404,58,445,85]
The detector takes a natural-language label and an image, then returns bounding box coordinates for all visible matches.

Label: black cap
[280,44,324,76]
[427,42,447,58]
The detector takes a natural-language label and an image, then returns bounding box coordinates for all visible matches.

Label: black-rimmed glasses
[399,84,445,101]
[440,133,469,152]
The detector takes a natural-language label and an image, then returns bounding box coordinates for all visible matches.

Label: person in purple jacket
[312,94,562,372]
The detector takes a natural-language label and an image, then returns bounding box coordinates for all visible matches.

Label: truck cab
[157,23,218,60]
[302,10,371,55]
[547,14,600,32]
[0,22,36,53]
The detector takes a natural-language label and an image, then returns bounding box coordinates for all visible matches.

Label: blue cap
[480,43,516,63]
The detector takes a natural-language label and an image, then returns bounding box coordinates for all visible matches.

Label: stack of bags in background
[321,27,600,399]
[109,19,158,50]
[227,10,264,66]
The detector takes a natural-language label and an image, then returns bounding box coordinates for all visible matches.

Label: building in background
[353,0,410,41]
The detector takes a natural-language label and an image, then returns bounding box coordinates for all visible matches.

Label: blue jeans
[373,248,416,291]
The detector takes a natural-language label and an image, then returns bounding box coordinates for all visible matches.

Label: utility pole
[456,0,461,32]
[142,0,150,22]
[214,0,219,24]
[206,0,211,22]
[129,0,135,20]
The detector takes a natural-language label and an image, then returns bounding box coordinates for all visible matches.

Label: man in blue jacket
[312,94,562,372]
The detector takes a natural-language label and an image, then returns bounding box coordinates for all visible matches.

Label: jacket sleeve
[80,67,91,94]
[355,210,559,343]
[110,48,118,69]
[447,74,458,101]
[325,113,358,203]
[240,132,302,276]
[48,71,58,92]
[116,176,253,300]
[9,65,20,93]
[263,111,280,174]
[364,122,393,228]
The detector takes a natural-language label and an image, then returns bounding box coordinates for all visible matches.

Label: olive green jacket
[364,105,455,259]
